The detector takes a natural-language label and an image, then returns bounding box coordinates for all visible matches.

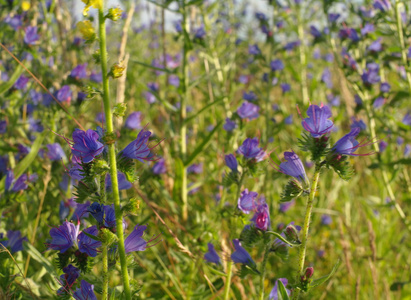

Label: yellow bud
[81,0,102,16]
[22,1,30,11]
[76,20,96,42]
[110,63,126,78]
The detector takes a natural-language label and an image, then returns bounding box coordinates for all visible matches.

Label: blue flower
[250,197,270,231]
[300,104,333,138]
[204,243,221,265]
[380,82,391,93]
[14,75,29,90]
[187,163,203,174]
[124,112,142,130]
[231,239,255,266]
[121,127,155,162]
[47,221,79,253]
[59,264,80,290]
[272,151,308,184]
[373,0,391,12]
[243,91,257,101]
[0,230,27,253]
[332,128,374,156]
[223,118,237,132]
[238,189,258,214]
[225,154,238,172]
[78,226,101,257]
[57,85,72,102]
[124,225,148,252]
[269,278,290,300]
[24,26,40,45]
[88,202,104,223]
[73,280,97,300]
[361,63,380,85]
[105,172,132,191]
[237,101,260,120]
[270,59,284,72]
[237,138,266,161]
[70,64,88,80]
[71,129,104,163]
[249,44,261,56]
[152,158,166,174]
[47,143,66,161]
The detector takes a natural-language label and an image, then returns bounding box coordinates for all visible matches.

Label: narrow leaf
[266,231,301,247]
[309,259,341,288]
[0,64,24,95]
[277,279,290,300]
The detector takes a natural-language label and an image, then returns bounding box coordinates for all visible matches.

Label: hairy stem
[292,167,321,300]
[259,243,271,300]
[98,4,131,299]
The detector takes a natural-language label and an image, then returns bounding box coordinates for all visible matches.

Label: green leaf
[172,158,184,203]
[277,279,290,300]
[266,231,301,247]
[309,259,341,289]
[184,121,223,167]
[131,60,175,74]
[184,98,224,124]
[81,231,103,242]
[207,266,227,277]
[25,242,56,276]
[0,64,24,95]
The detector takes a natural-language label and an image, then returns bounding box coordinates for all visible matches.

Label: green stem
[259,243,271,300]
[292,167,321,300]
[98,5,131,300]
[102,245,109,300]
[180,0,189,221]
[296,4,309,105]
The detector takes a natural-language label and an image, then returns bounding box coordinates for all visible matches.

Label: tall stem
[292,167,321,300]
[180,0,189,221]
[259,243,271,300]
[98,5,131,300]
[296,4,309,105]
[102,245,109,299]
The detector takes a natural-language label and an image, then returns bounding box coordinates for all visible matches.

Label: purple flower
[231,239,255,266]
[300,104,333,138]
[310,25,322,38]
[0,231,27,253]
[59,198,76,220]
[147,82,159,92]
[404,144,411,157]
[321,215,332,225]
[373,0,391,12]
[243,91,257,101]
[237,101,259,120]
[105,172,132,191]
[249,44,261,56]
[24,26,40,45]
[78,226,101,257]
[361,63,380,85]
[28,118,44,133]
[279,199,295,213]
[332,128,374,156]
[402,113,411,126]
[284,40,300,52]
[255,12,267,21]
[237,138,266,161]
[124,111,142,130]
[368,38,382,52]
[71,202,91,221]
[238,75,250,84]
[0,120,7,134]
[328,13,340,23]
[5,14,22,30]
[281,83,291,94]
[339,28,360,42]
[361,23,375,36]
[238,189,258,214]
[71,129,104,163]
[47,143,66,161]
[250,197,270,231]
[152,158,166,174]
[187,163,203,174]
[121,127,156,162]
[87,202,104,223]
[194,25,206,39]
[380,82,391,93]
[373,97,385,109]
[5,170,28,192]
[271,151,308,184]
[351,118,367,131]
[168,75,180,87]
[89,71,102,83]
[69,163,84,180]
[14,75,29,90]
[225,154,238,172]
[124,225,149,252]
[321,68,333,89]
[57,85,72,102]
[72,280,97,300]
[70,63,88,80]
[269,278,290,300]
[379,141,388,152]
[47,221,79,253]
[270,59,284,72]
[204,243,221,265]
[59,264,80,288]
[223,118,237,131]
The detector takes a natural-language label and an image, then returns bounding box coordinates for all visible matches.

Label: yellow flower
[22,0,30,11]
[76,21,96,42]
[110,63,126,78]
[81,0,102,16]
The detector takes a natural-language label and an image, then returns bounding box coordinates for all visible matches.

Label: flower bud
[76,21,96,42]
[284,224,301,244]
[107,7,123,21]
[225,154,238,172]
[110,63,126,78]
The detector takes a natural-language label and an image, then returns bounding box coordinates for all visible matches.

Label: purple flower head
[194,25,206,39]
[57,85,72,102]
[404,144,411,157]
[47,143,66,161]
[310,25,322,38]
[328,13,340,23]
[78,226,101,257]
[281,83,291,94]
[124,225,161,253]
[187,163,203,174]
[121,126,160,162]
[70,63,88,80]
[270,59,284,72]
[231,239,255,266]
[225,154,238,172]
[379,141,388,152]
[368,38,382,52]
[124,111,142,130]
[332,128,375,156]
[238,74,250,84]
[271,151,308,184]
[73,280,97,300]
[373,0,391,12]
[321,68,333,89]
[5,170,28,192]
[5,14,23,30]
[0,120,7,134]
[380,82,391,93]
[71,202,91,222]
[279,199,295,213]
[89,71,102,83]
[361,23,375,36]
[321,214,332,225]
[152,158,166,174]
[223,118,237,132]
[168,75,180,87]
[326,94,340,107]
[249,44,261,56]
[361,63,380,85]
[14,75,29,90]
[237,101,260,120]
[402,113,411,126]
[284,40,300,52]
[237,138,266,161]
[24,26,40,45]
[0,231,27,253]
[147,82,159,93]
[204,243,221,265]
[351,118,367,131]
[71,129,104,163]
[47,221,79,253]
[59,198,76,220]
[87,202,104,223]
[269,278,290,300]
[373,97,385,109]
[396,137,404,146]
[255,12,267,21]
[59,264,80,290]
[28,117,44,133]
[250,197,270,231]
[105,172,132,191]
[339,28,360,42]
[238,189,258,214]
[243,91,257,101]
[299,104,333,138]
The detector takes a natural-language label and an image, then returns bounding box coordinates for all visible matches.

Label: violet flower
[331,128,375,156]
[223,118,237,132]
[47,221,79,253]
[70,63,88,80]
[124,224,161,253]
[78,226,101,257]
[250,197,270,231]
[269,278,291,300]
[231,239,255,266]
[238,189,258,214]
[237,101,259,120]
[121,127,157,162]
[237,138,266,161]
[71,129,104,163]
[47,143,66,161]
[72,280,97,300]
[299,104,333,138]
[204,243,221,265]
[0,230,27,253]
[271,151,308,184]
[225,154,238,172]
[152,158,166,174]
[24,26,40,45]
